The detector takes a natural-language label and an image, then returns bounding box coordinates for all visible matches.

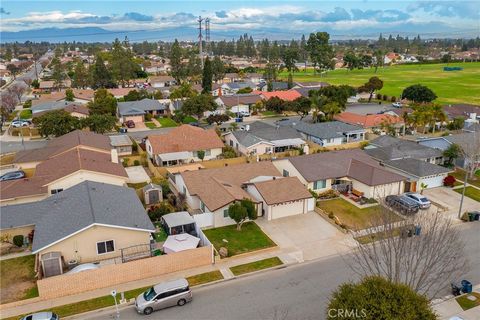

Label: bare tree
[454,131,480,218]
[0,91,19,113]
[8,81,28,102]
[349,209,468,298]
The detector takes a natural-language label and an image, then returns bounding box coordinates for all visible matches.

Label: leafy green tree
[447,116,465,130]
[170,82,197,99]
[87,89,117,115]
[181,94,217,120]
[82,114,117,134]
[90,54,115,89]
[50,57,65,90]
[288,96,311,119]
[443,143,461,167]
[206,114,230,125]
[65,88,75,102]
[358,77,384,102]
[110,38,136,87]
[123,89,149,101]
[374,50,384,73]
[402,84,437,103]
[327,276,436,320]
[196,150,205,161]
[321,101,342,121]
[228,199,257,231]
[6,64,20,79]
[306,32,334,75]
[202,57,213,94]
[169,39,184,83]
[265,97,286,113]
[211,56,225,82]
[72,61,89,89]
[31,79,40,89]
[33,110,80,137]
[236,87,253,94]
[343,51,360,70]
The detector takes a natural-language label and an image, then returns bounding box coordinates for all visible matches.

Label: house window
[313,180,326,190]
[229,140,233,147]
[283,169,289,177]
[51,188,63,195]
[97,240,115,255]
[205,150,211,156]
[223,209,229,217]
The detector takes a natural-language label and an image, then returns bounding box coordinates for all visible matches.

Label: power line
[198,16,204,68]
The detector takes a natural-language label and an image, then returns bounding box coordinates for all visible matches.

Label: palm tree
[431,104,447,133]
[321,101,342,121]
[310,91,327,123]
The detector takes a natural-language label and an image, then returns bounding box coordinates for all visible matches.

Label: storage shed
[142,183,163,205]
[161,211,197,236]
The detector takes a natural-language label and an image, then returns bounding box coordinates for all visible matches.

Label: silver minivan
[135,278,192,315]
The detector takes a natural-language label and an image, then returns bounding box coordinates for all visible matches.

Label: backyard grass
[186,270,224,286]
[456,292,480,311]
[153,227,168,242]
[145,122,158,129]
[182,116,197,124]
[157,117,178,127]
[203,222,276,257]
[0,255,39,304]
[317,198,402,231]
[279,62,480,105]
[454,186,480,202]
[230,257,283,276]
[451,169,480,188]
[19,109,32,119]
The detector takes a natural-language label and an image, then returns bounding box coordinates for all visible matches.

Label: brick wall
[37,246,213,300]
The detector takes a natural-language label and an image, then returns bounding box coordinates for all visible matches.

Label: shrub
[148,202,175,221]
[23,100,32,108]
[317,189,339,200]
[122,158,129,167]
[132,141,138,153]
[391,96,397,102]
[376,93,382,100]
[13,235,24,247]
[359,141,369,149]
[443,175,456,187]
[308,189,319,199]
[328,212,335,219]
[382,95,388,101]
[133,159,140,166]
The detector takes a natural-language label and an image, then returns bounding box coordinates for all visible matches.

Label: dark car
[119,128,128,133]
[385,195,420,215]
[125,120,135,128]
[0,170,26,182]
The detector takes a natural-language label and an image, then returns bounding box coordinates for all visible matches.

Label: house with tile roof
[334,112,404,134]
[171,162,314,227]
[255,90,302,102]
[146,125,224,166]
[223,121,306,156]
[273,149,405,199]
[0,181,154,271]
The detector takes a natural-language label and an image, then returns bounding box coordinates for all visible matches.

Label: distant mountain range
[1,25,475,43]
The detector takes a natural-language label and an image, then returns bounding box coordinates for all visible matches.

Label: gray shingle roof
[109,135,133,147]
[231,121,303,147]
[384,158,452,177]
[292,121,365,139]
[0,181,154,253]
[366,136,443,161]
[117,98,166,116]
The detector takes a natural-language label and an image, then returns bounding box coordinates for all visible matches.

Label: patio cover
[163,233,200,254]
[158,151,191,162]
[162,211,195,228]
[271,138,305,147]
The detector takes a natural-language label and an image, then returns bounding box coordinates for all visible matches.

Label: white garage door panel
[125,115,144,123]
[421,176,445,189]
[271,201,304,220]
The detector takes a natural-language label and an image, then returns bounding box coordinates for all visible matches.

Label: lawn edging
[230,257,283,276]
[314,206,348,234]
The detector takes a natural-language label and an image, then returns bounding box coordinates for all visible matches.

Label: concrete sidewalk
[0,246,300,318]
[432,284,480,320]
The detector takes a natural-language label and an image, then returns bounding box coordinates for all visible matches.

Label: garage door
[271,201,305,220]
[421,175,445,189]
[125,115,144,123]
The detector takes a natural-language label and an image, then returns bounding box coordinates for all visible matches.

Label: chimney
[111,148,119,164]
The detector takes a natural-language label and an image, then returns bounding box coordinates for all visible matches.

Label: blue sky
[1,1,479,39]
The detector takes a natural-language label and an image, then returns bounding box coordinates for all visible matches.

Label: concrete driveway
[125,165,151,183]
[256,212,356,261]
[423,187,479,219]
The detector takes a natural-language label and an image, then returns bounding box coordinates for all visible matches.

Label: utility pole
[198,16,204,68]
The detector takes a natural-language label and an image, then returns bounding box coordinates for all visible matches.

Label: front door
[404,181,411,193]
[411,181,417,192]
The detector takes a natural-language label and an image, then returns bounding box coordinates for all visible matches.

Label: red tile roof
[147,125,224,155]
[334,112,404,128]
[254,90,301,101]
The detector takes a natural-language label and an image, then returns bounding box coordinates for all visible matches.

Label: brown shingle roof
[181,162,281,211]
[147,125,224,155]
[218,94,262,107]
[253,177,311,205]
[14,130,111,163]
[0,177,49,201]
[286,149,404,186]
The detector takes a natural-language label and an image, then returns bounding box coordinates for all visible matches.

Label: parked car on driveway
[404,193,431,209]
[11,120,30,128]
[135,278,192,315]
[21,311,59,320]
[385,195,420,215]
[125,120,135,128]
[392,102,403,108]
[0,170,26,181]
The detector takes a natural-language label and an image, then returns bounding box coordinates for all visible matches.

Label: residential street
[82,222,479,320]
[0,140,48,154]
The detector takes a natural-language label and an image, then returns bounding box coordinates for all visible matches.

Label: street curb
[63,261,294,319]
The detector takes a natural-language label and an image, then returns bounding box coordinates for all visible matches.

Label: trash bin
[474,213,480,221]
[468,212,475,221]
[461,280,473,294]
[415,225,422,236]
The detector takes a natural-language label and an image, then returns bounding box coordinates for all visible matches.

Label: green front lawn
[153,228,168,242]
[260,111,279,117]
[203,222,276,257]
[230,257,283,276]
[182,116,197,124]
[454,186,480,202]
[186,270,223,286]
[451,169,480,188]
[19,109,32,119]
[157,117,178,127]
[145,122,157,129]
[317,198,402,231]
[0,255,38,304]
[456,292,480,311]
[278,62,480,105]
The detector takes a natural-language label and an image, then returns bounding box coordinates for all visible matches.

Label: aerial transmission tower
[198,16,204,68]
[205,18,211,56]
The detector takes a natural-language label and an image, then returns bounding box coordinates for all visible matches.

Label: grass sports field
[279,62,480,105]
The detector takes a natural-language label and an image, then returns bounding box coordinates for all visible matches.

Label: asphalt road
[0,140,49,154]
[82,223,479,320]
